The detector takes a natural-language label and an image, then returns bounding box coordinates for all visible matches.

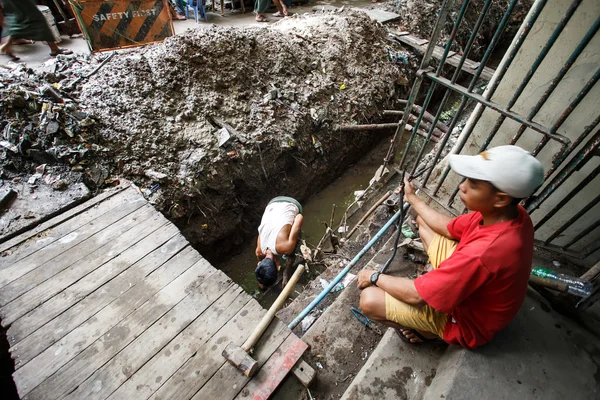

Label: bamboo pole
[346,191,392,239]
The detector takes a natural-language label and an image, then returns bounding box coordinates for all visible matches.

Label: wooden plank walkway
[390,31,496,81]
[0,185,307,400]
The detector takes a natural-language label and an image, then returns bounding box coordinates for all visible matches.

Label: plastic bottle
[531,267,592,297]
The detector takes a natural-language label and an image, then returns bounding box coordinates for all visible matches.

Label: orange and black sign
[69,0,174,52]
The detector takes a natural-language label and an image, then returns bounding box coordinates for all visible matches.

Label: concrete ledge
[342,328,446,400]
[424,291,600,400]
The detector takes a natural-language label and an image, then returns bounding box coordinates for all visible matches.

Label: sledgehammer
[222,263,305,377]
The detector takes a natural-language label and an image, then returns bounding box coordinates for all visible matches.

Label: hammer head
[222,342,259,377]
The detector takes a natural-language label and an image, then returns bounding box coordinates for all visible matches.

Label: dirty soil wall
[1,11,405,260]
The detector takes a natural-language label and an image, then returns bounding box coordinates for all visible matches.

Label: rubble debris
[0,187,17,209]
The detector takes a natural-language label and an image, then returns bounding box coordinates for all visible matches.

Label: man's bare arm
[404,179,453,239]
[256,236,265,260]
[276,214,304,255]
[357,269,425,307]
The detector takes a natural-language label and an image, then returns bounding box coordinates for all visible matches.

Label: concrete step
[294,224,427,398]
[423,290,600,400]
[341,327,446,400]
[343,288,600,400]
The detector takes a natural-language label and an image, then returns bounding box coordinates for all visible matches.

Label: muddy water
[217,139,391,304]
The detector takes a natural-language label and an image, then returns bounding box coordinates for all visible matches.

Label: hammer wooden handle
[242,263,305,352]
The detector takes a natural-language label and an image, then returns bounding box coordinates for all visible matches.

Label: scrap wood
[346,190,391,239]
[235,335,308,400]
[338,123,439,142]
[529,275,568,293]
[382,110,446,137]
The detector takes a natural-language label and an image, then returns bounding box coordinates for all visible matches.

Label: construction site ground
[2,1,599,399]
[18,0,377,67]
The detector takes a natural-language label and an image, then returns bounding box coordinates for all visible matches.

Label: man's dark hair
[255,258,278,287]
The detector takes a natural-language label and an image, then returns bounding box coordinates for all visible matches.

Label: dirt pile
[0,10,406,257]
[0,57,114,192]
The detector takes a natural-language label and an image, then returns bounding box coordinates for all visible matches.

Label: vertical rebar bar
[510,16,600,145]
[532,67,600,157]
[410,0,494,175]
[430,0,548,195]
[525,130,599,212]
[543,193,600,245]
[384,0,456,168]
[403,0,473,171]
[534,164,600,230]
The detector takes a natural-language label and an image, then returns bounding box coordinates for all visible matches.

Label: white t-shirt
[258,202,299,255]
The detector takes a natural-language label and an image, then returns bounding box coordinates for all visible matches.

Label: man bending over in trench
[357,145,544,348]
[255,196,304,289]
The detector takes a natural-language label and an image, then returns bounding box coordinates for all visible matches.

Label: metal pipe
[510,16,600,145]
[384,0,456,168]
[544,193,600,245]
[563,219,600,250]
[403,0,471,171]
[545,114,600,179]
[534,164,600,230]
[423,72,571,148]
[410,0,492,176]
[525,130,599,212]
[288,202,408,329]
[533,67,600,156]
[431,0,547,194]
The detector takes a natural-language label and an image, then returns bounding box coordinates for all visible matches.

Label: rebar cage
[388,0,600,264]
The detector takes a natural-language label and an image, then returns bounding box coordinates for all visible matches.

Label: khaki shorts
[385,234,458,338]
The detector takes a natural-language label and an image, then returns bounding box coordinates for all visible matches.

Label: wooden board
[390,31,496,81]
[0,187,309,400]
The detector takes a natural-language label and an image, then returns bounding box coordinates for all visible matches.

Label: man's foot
[396,328,444,344]
[13,39,34,45]
[272,11,284,17]
[49,48,73,56]
[255,14,269,22]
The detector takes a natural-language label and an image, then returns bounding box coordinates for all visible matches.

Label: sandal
[49,48,73,57]
[273,11,284,17]
[396,328,445,344]
[255,15,269,22]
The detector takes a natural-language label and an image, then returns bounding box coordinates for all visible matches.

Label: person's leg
[254,0,269,21]
[0,36,14,54]
[47,42,72,56]
[360,286,447,343]
[0,36,18,60]
[272,0,287,16]
[415,215,435,252]
[359,289,440,343]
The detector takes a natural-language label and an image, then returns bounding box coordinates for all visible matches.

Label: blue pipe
[288,203,407,329]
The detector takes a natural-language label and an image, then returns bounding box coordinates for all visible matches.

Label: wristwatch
[370,272,381,287]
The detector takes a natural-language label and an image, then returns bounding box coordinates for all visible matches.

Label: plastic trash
[531,266,592,297]
[301,315,316,333]
[401,224,415,238]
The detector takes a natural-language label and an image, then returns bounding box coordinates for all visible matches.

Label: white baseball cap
[449,145,544,198]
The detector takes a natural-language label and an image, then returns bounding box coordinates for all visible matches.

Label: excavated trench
[0,3,531,396]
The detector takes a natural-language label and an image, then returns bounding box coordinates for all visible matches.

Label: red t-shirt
[414,206,534,348]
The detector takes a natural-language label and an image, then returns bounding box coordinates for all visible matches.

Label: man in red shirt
[357,145,544,348]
